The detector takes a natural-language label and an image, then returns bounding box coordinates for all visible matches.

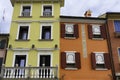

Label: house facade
[2,0,64,80]
[0,34,9,73]
[106,13,120,80]
[60,14,112,80]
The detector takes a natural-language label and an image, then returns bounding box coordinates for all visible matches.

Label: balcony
[21,11,30,17]
[0,66,58,80]
[114,32,120,38]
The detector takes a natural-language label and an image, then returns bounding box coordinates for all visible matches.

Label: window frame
[117,48,120,61]
[41,4,54,17]
[37,52,52,67]
[20,4,32,17]
[16,24,30,40]
[114,20,120,32]
[40,24,53,40]
[12,52,28,67]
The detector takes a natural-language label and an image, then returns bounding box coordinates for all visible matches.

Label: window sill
[95,68,108,70]
[38,39,53,41]
[92,38,104,40]
[15,39,30,41]
[40,16,54,18]
[18,16,32,18]
[65,68,78,70]
[64,37,76,39]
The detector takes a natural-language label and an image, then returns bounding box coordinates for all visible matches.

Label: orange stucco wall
[60,22,112,80]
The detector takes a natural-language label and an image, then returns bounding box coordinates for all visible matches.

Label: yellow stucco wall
[6,2,60,68]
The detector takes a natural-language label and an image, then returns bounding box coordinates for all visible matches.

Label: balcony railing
[22,11,30,17]
[0,66,58,79]
[43,11,52,16]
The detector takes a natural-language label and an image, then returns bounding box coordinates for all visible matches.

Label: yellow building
[2,0,64,79]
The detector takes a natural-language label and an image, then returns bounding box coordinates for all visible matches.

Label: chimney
[84,10,92,17]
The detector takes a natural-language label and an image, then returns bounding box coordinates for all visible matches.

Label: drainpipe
[106,17,116,80]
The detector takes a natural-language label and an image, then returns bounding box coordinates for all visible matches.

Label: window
[42,5,52,16]
[0,39,6,49]
[61,24,79,39]
[14,55,26,67]
[88,24,106,39]
[114,20,120,32]
[114,20,120,37]
[118,48,120,57]
[91,53,111,70]
[61,52,81,69]
[40,24,52,40]
[21,5,31,17]
[17,26,29,40]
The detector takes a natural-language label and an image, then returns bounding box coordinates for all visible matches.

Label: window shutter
[60,24,65,38]
[75,52,81,69]
[100,26,106,39]
[104,53,111,69]
[74,24,79,38]
[0,39,6,49]
[91,53,96,69]
[88,25,93,39]
[61,52,66,69]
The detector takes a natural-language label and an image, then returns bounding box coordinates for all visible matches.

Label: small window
[118,48,120,57]
[114,20,120,32]
[0,39,6,49]
[66,52,76,68]
[88,24,106,39]
[43,5,52,16]
[21,5,31,17]
[65,24,74,37]
[91,53,111,70]
[18,26,29,40]
[61,52,81,69]
[95,53,105,69]
[41,26,51,40]
[61,24,79,39]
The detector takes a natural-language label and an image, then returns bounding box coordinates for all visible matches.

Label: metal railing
[0,66,58,79]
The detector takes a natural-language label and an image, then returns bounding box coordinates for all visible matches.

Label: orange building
[60,12,112,80]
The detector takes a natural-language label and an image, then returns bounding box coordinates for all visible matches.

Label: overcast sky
[0,0,120,33]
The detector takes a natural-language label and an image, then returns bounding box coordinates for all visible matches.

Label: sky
[0,0,120,33]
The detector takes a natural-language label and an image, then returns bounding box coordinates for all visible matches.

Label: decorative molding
[81,24,87,58]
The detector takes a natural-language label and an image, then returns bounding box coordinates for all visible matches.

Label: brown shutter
[104,53,111,69]
[100,26,106,39]
[61,24,65,38]
[61,52,66,69]
[74,24,79,38]
[88,25,93,39]
[75,52,81,69]
[91,53,96,69]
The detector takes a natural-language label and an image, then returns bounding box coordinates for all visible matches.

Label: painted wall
[60,22,112,80]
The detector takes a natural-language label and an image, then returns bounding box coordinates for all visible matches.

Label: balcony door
[39,55,51,67]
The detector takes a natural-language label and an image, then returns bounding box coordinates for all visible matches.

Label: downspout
[106,16,116,80]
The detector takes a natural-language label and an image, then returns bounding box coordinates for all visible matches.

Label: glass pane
[114,20,120,32]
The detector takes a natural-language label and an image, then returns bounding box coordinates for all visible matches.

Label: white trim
[16,24,30,40]
[40,23,53,39]
[37,51,52,67]
[12,52,28,67]
[41,4,54,16]
[20,4,32,16]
